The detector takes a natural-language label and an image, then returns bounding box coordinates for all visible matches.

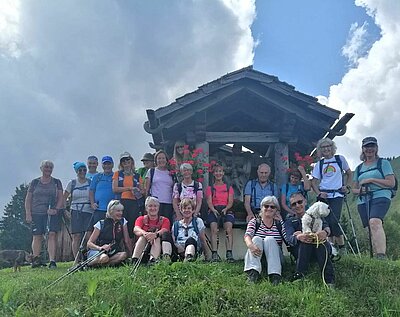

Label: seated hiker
[285,192,335,287]
[244,163,278,222]
[206,163,235,262]
[244,196,286,285]
[280,166,311,219]
[172,163,203,220]
[132,196,171,265]
[87,200,131,267]
[171,198,206,262]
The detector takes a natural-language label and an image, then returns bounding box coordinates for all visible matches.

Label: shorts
[207,206,235,226]
[319,196,343,237]
[71,210,93,234]
[357,197,391,228]
[31,212,62,235]
[120,199,141,239]
[91,210,107,229]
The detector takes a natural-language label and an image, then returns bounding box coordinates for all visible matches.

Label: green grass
[1,257,400,317]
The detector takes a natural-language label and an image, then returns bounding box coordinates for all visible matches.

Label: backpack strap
[274,219,288,245]
[191,217,200,236]
[319,159,324,180]
[30,178,41,192]
[149,168,155,195]
[173,220,180,240]
[251,179,257,208]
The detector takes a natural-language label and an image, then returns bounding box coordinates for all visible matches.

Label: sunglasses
[121,158,131,163]
[290,200,304,207]
[176,145,184,149]
[263,204,277,210]
[78,168,87,173]
[183,226,193,237]
[110,200,121,209]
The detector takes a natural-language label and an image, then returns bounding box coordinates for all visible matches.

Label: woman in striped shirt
[244,196,286,285]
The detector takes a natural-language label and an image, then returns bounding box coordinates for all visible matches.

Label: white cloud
[342,21,369,66]
[326,0,400,168]
[0,0,256,214]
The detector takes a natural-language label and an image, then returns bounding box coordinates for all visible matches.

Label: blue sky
[252,0,380,96]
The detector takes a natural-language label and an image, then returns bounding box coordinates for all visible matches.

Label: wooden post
[274,143,289,191]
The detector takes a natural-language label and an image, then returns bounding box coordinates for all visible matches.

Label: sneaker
[147,258,158,266]
[184,254,195,262]
[247,269,260,283]
[226,251,235,263]
[330,243,341,262]
[211,251,220,262]
[269,274,282,286]
[48,261,57,269]
[290,272,304,282]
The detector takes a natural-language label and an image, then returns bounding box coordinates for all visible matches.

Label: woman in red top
[206,164,235,262]
[112,152,144,243]
[132,196,171,264]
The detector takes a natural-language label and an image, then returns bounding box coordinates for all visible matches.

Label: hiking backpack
[355,158,398,198]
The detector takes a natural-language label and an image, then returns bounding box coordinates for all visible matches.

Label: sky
[1,0,399,214]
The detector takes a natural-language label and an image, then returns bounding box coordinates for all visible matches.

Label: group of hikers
[24,136,396,287]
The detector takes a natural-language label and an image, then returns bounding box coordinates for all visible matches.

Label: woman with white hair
[243,196,287,285]
[172,163,203,220]
[311,138,352,256]
[132,196,171,265]
[86,200,131,267]
[25,160,64,269]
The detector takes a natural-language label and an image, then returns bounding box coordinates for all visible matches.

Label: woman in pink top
[206,164,235,262]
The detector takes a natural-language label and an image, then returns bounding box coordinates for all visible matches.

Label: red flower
[192,152,199,158]
[197,169,203,175]
[183,149,190,155]
[198,178,204,183]
[184,144,189,150]
[188,160,194,165]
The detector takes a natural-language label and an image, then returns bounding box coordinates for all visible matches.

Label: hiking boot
[247,269,260,283]
[376,253,387,260]
[211,251,220,262]
[48,261,57,269]
[290,272,304,282]
[330,243,341,262]
[269,274,282,286]
[31,256,42,268]
[184,254,195,262]
[147,258,158,266]
[226,251,235,263]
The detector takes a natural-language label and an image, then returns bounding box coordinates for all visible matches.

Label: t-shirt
[86,172,98,180]
[90,173,114,212]
[244,218,286,246]
[66,178,92,213]
[136,167,149,180]
[172,181,203,200]
[205,184,234,206]
[353,159,394,204]
[311,155,350,198]
[146,168,174,204]
[281,183,306,206]
[172,217,205,246]
[134,215,170,232]
[93,218,128,230]
[28,177,63,215]
[244,180,278,209]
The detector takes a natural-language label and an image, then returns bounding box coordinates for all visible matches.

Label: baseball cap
[120,151,132,161]
[362,137,378,147]
[102,156,114,164]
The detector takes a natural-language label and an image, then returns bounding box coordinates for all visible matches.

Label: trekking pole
[61,211,73,241]
[46,249,106,289]
[362,185,374,258]
[130,241,150,278]
[343,194,361,255]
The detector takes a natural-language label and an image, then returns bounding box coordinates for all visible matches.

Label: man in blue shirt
[244,163,278,222]
[89,156,114,225]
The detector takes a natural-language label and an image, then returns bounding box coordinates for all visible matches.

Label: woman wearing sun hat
[352,137,395,260]
[311,138,352,256]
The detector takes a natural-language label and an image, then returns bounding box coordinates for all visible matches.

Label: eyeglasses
[290,200,304,207]
[263,204,277,210]
[320,145,331,149]
[78,168,87,173]
[176,145,184,149]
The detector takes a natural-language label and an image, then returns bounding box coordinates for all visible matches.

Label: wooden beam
[205,132,297,143]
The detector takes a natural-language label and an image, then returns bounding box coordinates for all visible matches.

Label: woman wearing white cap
[112,152,144,243]
[352,137,395,260]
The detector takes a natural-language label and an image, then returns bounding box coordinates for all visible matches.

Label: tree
[0,184,31,251]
